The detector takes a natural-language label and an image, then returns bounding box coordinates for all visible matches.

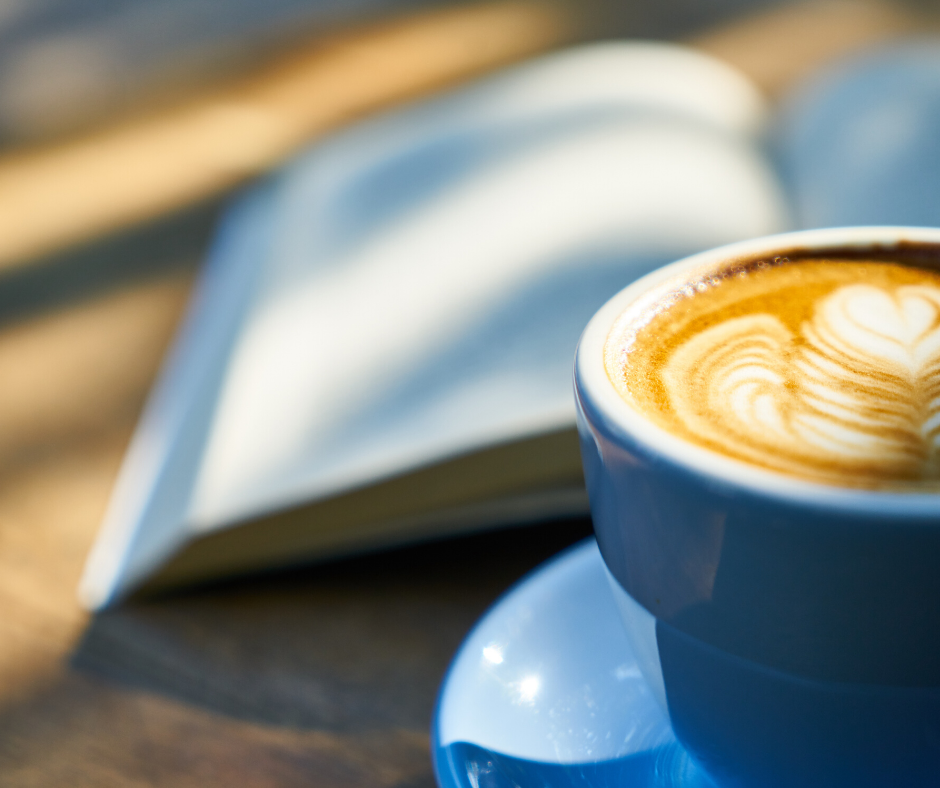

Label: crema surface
[605,257,940,489]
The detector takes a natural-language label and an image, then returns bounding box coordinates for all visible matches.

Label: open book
[79,42,790,608]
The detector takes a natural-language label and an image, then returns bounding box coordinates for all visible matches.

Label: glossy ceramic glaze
[432,539,721,788]
[574,227,940,787]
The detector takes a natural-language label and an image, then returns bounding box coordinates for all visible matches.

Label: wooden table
[0,1,928,784]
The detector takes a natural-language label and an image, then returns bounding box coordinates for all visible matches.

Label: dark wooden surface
[12,522,593,787]
[0,1,930,785]
[0,210,599,786]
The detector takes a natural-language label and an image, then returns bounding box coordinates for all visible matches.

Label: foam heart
[663,283,940,484]
[812,284,940,373]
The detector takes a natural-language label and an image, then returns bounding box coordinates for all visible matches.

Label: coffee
[604,247,940,489]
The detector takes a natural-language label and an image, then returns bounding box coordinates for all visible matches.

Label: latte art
[666,282,940,481]
[607,258,940,488]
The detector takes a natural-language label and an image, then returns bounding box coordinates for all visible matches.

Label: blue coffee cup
[574,227,940,787]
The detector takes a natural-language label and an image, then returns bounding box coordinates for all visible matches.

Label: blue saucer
[432,538,720,787]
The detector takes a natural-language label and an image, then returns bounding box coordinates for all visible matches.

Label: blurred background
[1,0,940,786]
[0,0,834,143]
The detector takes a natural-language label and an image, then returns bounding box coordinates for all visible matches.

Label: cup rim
[575,225,940,516]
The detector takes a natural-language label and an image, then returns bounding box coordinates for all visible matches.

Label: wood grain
[0,277,192,697]
[0,0,572,272]
[0,0,935,785]
[0,247,592,787]
[0,4,582,781]
[691,0,918,97]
